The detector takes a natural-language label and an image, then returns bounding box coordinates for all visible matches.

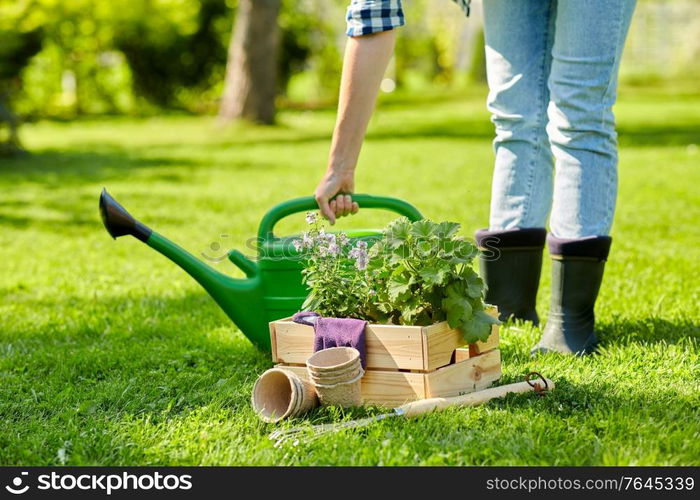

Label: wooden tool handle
[397,379,555,418]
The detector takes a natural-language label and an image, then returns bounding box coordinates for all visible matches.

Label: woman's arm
[315,29,397,224]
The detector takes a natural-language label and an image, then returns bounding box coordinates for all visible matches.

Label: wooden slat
[425,349,501,398]
[360,370,426,406]
[423,321,464,370]
[278,364,426,407]
[271,319,425,371]
[454,347,470,363]
[269,321,278,362]
[365,323,425,370]
[420,324,430,371]
[471,325,499,356]
[269,320,313,364]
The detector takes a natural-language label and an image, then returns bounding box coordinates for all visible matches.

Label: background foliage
[2,0,697,120]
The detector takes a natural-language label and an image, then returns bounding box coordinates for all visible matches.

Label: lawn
[1,85,698,466]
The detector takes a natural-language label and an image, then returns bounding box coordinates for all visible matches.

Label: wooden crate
[268,307,501,408]
[278,349,501,408]
[270,307,499,372]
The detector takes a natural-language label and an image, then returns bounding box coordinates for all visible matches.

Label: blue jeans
[483,0,637,238]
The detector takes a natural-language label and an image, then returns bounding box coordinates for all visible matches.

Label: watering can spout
[99,189,268,349]
[100,188,153,242]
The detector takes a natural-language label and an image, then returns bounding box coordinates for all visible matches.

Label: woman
[314,0,637,355]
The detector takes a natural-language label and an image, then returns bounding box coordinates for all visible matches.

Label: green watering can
[99,189,423,351]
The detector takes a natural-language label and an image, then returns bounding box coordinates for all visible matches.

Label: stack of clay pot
[251,347,363,422]
[251,368,318,423]
[306,347,363,408]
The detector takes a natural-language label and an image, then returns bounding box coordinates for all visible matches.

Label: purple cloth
[292,312,368,369]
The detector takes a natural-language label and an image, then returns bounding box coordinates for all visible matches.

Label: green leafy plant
[295,215,499,344]
[367,217,498,342]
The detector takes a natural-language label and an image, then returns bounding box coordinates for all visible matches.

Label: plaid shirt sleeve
[345,0,405,37]
[345,1,471,38]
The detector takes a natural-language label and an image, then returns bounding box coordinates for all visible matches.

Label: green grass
[1,85,699,466]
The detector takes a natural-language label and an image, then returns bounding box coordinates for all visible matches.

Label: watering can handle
[257,194,423,241]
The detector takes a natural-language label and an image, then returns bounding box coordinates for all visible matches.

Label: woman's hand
[314,169,359,225]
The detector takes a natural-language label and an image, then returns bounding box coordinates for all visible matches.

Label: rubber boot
[532,235,612,355]
[475,228,547,325]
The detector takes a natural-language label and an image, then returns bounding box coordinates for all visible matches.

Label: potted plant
[270,213,502,407]
[297,214,499,344]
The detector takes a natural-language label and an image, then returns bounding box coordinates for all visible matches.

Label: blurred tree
[219,0,281,124]
[0,2,43,155]
[114,0,230,108]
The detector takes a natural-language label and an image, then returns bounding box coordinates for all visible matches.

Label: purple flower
[349,244,366,259]
[327,242,340,256]
[302,233,314,249]
[349,242,369,270]
[293,239,303,251]
[305,211,317,225]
